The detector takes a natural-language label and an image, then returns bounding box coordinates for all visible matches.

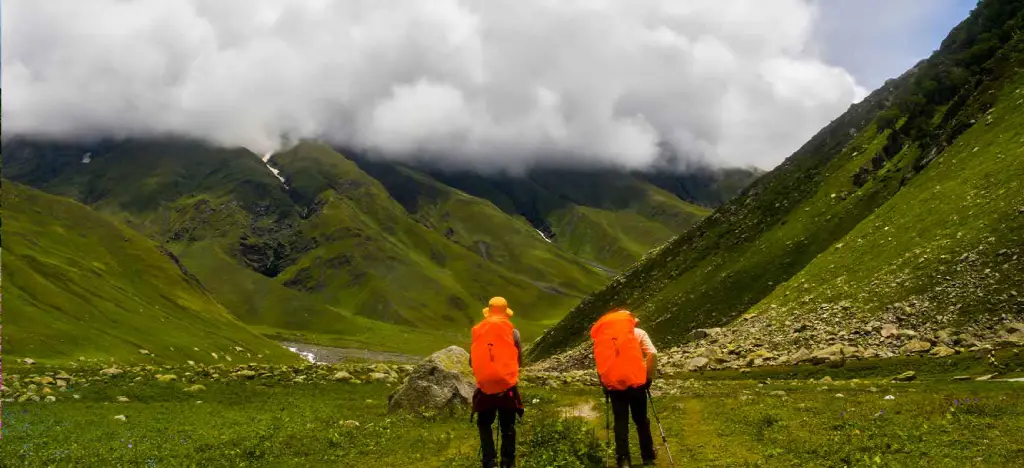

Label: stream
[280,341,422,364]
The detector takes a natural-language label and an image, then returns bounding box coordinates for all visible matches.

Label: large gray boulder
[387,346,475,415]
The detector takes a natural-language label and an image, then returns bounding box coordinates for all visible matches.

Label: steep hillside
[1,181,299,364]
[530,0,1024,363]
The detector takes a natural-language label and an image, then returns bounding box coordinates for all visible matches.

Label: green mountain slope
[425,168,711,270]
[530,0,1024,361]
[269,143,599,340]
[2,139,742,356]
[1,181,299,364]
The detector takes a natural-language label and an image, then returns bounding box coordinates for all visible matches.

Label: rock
[114,415,127,422]
[234,370,257,380]
[329,371,354,382]
[100,368,124,376]
[387,346,475,415]
[935,330,956,346]
[139,349,151,356]
[898,330,920,338]
[891,371,917,382]
[747,350,775,361]
[701,348,730,365]
[792,323,811,333]
[900,340,932,354]
[1005,323,1024,334]
[975,374,997,381]
[685,357,711,372]
[769,390,787,396]
[368,372,392,382]
[341,420,360,428]
[820,376,833,383]
[38,377,55,385]
[45,396,57,403]
[929,346,956,358]
[22,358,38,365]
[972,346,994,359]
[117,396,131,402]
[810,345,844,365]
[880,324,899,338]
[42,387,54,395]
[157,375,178,383]
[183,385,206,393]
[841,346,865,359]
[790,348,813,365]
[952,376,972,381]
[688,329,710,340]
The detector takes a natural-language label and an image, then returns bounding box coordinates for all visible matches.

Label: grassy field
[3,355,1023,467]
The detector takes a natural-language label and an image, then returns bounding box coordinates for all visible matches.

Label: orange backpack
[590,310,647,390]
[471,314,519,394]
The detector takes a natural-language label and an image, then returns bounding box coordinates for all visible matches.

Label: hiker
[470,297,525,468]
[591,309,658,467]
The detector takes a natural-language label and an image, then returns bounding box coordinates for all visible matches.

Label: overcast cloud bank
[2,0,868,171]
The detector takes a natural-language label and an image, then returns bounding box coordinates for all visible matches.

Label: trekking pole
[646,389,675,468]
[604,391,612,467]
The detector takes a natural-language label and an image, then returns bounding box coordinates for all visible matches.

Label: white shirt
[635,328,657,356]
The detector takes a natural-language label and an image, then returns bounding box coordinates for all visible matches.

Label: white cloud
[2,0,867,170]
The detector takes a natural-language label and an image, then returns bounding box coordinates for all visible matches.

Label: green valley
[2,137,736,359]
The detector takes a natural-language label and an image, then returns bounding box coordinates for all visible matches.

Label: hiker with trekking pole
[469,297,525,468]
[591,309,674,467]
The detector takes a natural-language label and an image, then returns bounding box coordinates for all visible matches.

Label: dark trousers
[477,407,516,467]
[609,386,655,462]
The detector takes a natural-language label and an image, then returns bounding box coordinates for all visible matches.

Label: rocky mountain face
[529,0,1024,371]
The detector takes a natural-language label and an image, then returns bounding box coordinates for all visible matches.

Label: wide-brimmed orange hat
[482,296,514,317]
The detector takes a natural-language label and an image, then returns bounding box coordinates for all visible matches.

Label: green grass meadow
[3,357,1023,467]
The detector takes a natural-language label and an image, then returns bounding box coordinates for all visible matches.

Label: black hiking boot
[499,458,514,468]
[617,456,632,468]
[642,458,656,466]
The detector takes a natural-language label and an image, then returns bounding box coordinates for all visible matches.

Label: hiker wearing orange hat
[470,297,524,468]
[591,309,659,467]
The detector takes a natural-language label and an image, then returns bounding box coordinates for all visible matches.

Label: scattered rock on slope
[329,371,354,382]
[892,371,917,382]
[929,346,957,357]
[685,357,710,372]
[387,346,475,415]
[900,340,932,354]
